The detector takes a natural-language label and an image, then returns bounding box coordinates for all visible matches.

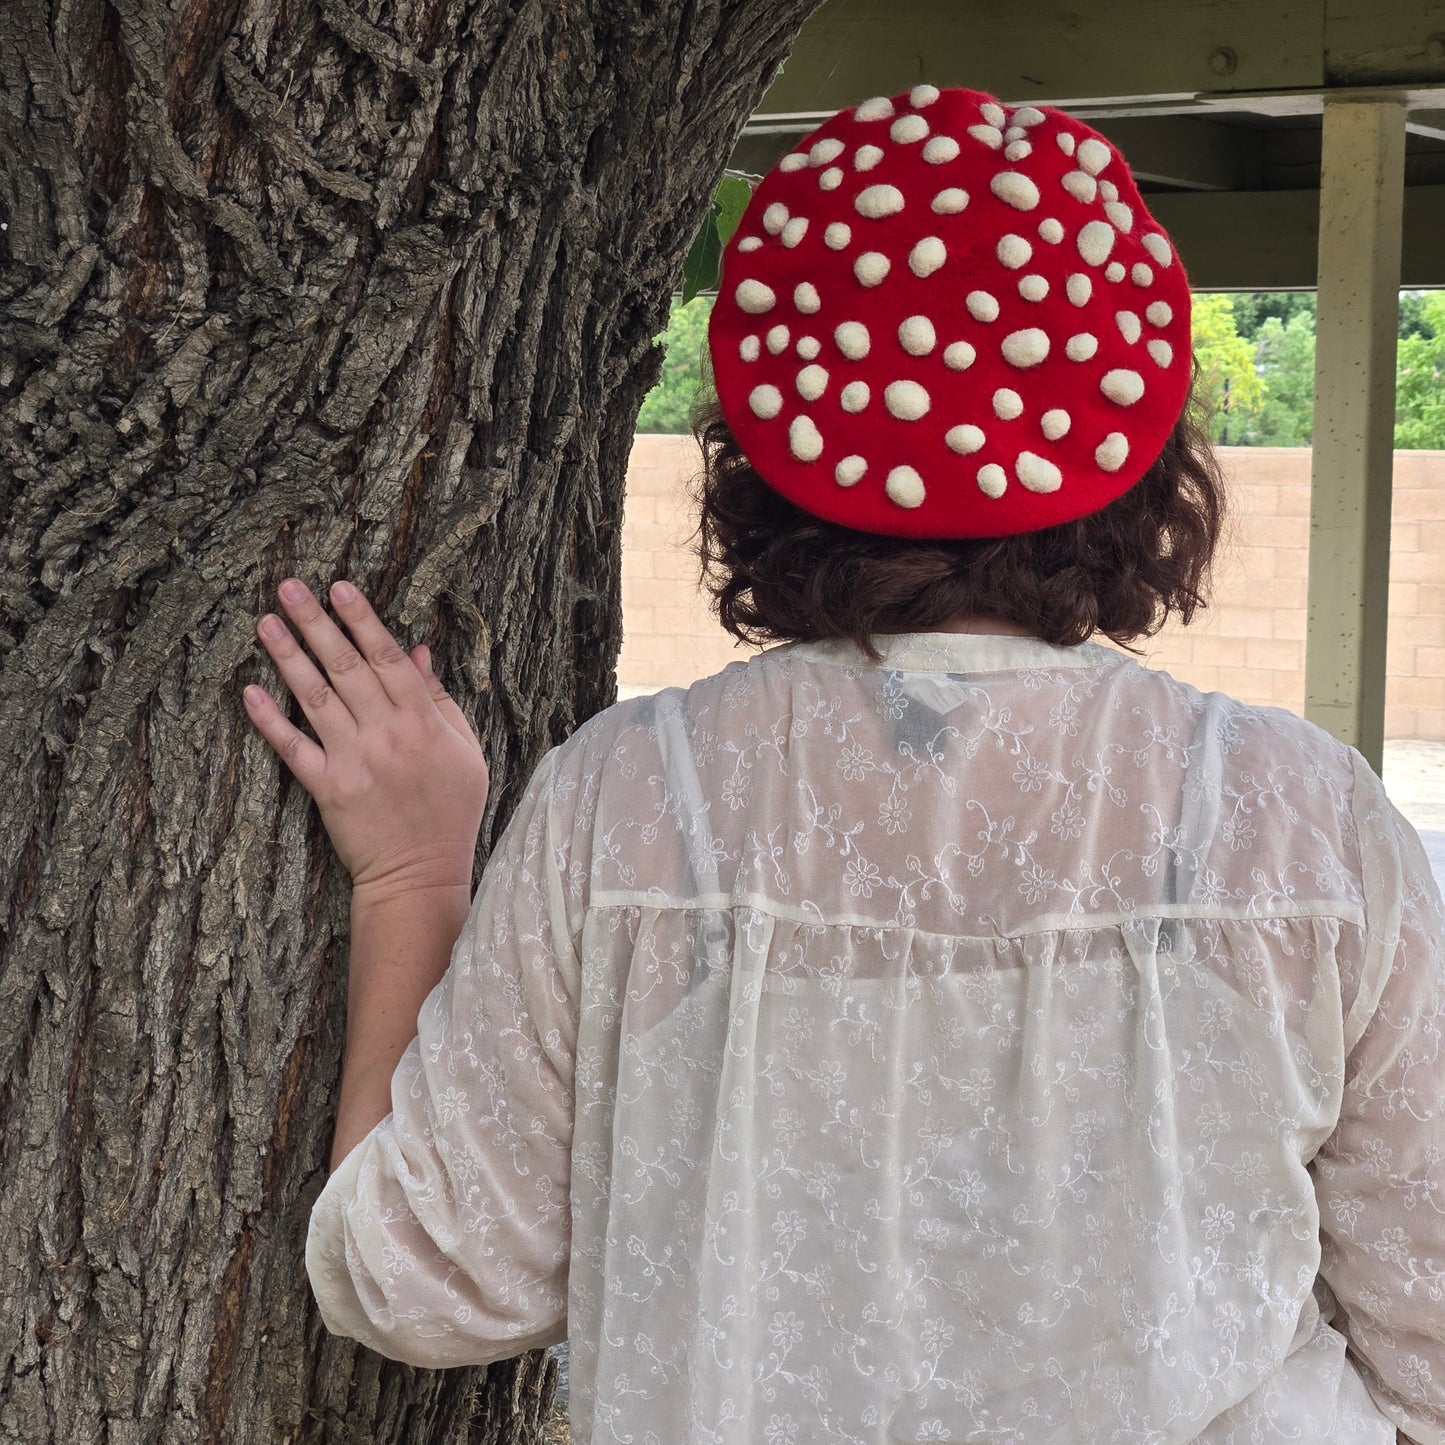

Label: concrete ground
[1381,740,1445,887]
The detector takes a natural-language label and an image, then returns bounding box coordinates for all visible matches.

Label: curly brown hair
[690,363,1227,662]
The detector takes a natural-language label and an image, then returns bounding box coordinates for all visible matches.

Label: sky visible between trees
[637,290,1445,447]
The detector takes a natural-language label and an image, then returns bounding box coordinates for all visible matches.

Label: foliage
[680,175,752,304]
[1250,313,1316,445]
[635,295,714,433]
[1395,293,1445,448]
[1190,294,1264,443]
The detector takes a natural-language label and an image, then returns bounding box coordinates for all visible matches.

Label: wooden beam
[1141,183,1445,288]
[1304,99,1408,769]
[1089,117,1261,191]
[758,0,1331,116]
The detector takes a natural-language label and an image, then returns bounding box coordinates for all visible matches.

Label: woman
[245,87,1444,1443]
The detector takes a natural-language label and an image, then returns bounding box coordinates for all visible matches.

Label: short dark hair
[690,363,1227,661]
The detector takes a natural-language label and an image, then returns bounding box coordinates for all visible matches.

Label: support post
[1304,99,1407,773]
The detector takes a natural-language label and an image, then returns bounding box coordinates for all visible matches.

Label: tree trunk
[0,0,821,1437]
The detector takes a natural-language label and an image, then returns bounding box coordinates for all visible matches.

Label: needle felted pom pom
[707,85,1193,539]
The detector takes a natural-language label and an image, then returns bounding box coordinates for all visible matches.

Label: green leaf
[713,175,752,247]
[679,175,756,305]
[680,209,722,305]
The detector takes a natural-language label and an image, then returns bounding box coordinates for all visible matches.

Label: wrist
[349,876,473,914]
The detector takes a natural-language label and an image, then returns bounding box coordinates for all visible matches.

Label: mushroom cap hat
[707,85,1194,539]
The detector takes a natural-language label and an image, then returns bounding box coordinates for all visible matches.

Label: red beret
[707,86,1193,539]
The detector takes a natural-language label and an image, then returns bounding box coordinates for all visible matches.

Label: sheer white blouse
[306,632,1445,1445]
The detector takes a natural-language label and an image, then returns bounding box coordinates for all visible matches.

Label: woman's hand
[243,577,489,900]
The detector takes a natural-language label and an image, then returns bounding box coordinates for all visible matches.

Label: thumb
[413,645,486,750]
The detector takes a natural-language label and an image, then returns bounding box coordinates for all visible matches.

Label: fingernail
[259,614,285,639]
[280,579,307,603]
[244,686,265,707]
[331,580,357,604]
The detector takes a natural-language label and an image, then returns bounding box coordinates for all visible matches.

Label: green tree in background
[1190,293,1265,443]
[636,296,715,432]
[1251,312,1316,445]
[1396,291,1445,449]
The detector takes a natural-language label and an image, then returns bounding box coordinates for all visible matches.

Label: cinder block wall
[618,435,1445,741]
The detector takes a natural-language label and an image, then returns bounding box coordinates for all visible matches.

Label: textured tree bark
[0,0,822,1438]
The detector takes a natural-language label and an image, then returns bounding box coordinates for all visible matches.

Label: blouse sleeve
[304,746,581,1368]
[1311,752,1445,1444]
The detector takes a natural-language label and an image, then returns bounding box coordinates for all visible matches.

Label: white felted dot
[1004,140,1033,162]
[890,114,929,144]
[1001,328,1051,368]
[898,316,936,356]
[740,336,761,362]
[1131,263,1154,287]
[1014,106,1046,127]
[737,236,763,252]
[736,279,776,314]
[886,466,926,508]
[1077,138,1111,175]
[977,464,1008,498]
[967,291,1000,322]
[1142,233,1172,267]
[1100,368,1145,405]
[797,365,829,401]
[1067,273,1092,306]
[1057,132,1077,156]
[909,236,946,277]
[809,137,845,166]
[943,340,976,369]
[1038,218,1064,243]
[841,380,870,412]
[834,321,870,358]
[1066,332,1099,362]
[825,222,852,251]
[1148,339,1174,368]
[796,335,821,360]
[946,424,985,454]
[1095,432,1129,472]
[789,414,824,461]
[1062,171,1098,204]
[1099,179,1119,203]
[854,96,894,122]
[791,413,826,462]
[910,83,941,107]
[991,172,1040,211]
[855,184,905,219]
[767,324,790,353]
[794,282,821,314]
[854,144,884,171]
[749,385,782,419]
[1146,300,1173,327]
[835,455,867,487]
[1016,451,1063,493]
[781,217,809,248]
[763,202,789,235]
[996,233,1032,269]
[1116,310,1142,344]
[922,136,961,164]
[779,153,808,172]
[885,380,931,420]
[854,252,890,286]
[1105,262,1126,283]
[968,125,1003,148]
[1019,274,1049,301]
[819,167,843,190]
[993,388,1023,419]
[931,188,969,214]
[1078,220,1115,266]
[1004,125,1027,142]
[1104,201,1133,232]
[981,102,1007,127]
[1041,408,1071,439]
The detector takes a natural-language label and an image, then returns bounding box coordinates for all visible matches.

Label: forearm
[330,883,473,1172]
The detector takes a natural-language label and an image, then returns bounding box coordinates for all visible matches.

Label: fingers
[254,605,362,744]
[412,645,486,750]
[243,684,328,786]
[273,578,390,719]
[326,581,433,710]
